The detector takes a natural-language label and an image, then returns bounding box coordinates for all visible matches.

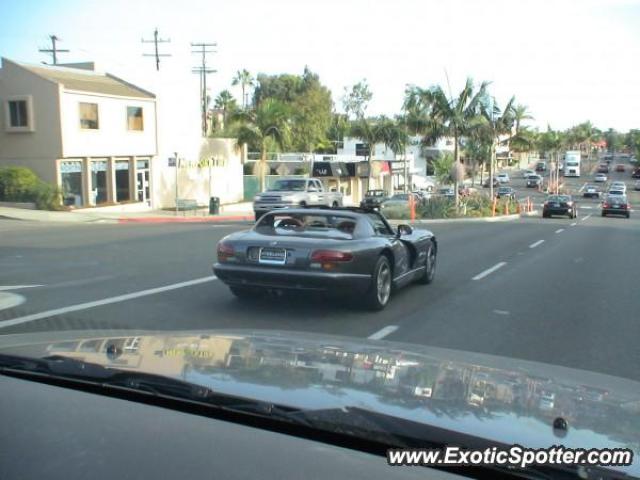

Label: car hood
[1,329,638,475]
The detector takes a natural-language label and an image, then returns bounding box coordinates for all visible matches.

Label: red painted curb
[118,215,253,224]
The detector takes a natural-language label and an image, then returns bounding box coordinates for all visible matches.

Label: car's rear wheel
[417,242,437,285]
[364,256,392,311]
[601,212,606,217]
[299,201,307,208]
[626,213,630,219]
[332,201,339,208]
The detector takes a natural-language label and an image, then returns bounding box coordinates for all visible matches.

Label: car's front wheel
[364,256,392,311]
[417,242,437,285]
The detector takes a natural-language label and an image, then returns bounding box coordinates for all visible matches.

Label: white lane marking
[580,206,593,210]
[581,214,591,221]
[472,262,507,281]
[555,228,564,233]
[368,325,399,340]
[0,276,217,329]
[0,285,44,291]
[529,240,545,249]
[570,222,578,226]
[0,292,25,311]
[493,309,510,315]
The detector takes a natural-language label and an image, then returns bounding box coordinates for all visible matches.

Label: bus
[563,151,581,177]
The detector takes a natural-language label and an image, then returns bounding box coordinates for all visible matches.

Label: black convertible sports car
[213,208,437,310]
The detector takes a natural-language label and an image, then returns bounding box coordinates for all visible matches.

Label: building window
[8,100,28,127]
[5,96,34,131]
[60,161,84,207]
[115,159,130,202]
[127,106,144,131]
[90,160,108,204]
[355,143,369,157]
[79,102,99,129]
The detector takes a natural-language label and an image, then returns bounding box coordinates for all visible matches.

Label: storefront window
[115,160,130,202]
[91,160,108,204]
[60,161,83,207]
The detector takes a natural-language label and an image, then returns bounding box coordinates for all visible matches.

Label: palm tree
[481,96,516,198]
[232,69,255,109]
[233,98,291,191]
[349,118,389,189]
[214,90,237,129]
[512,104,533,133]
[384,118,411,192]
[410,78,490,206]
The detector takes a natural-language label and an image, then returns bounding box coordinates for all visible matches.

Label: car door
[307,180,321,205]
[368,214,410,283]
[313,180,326,205]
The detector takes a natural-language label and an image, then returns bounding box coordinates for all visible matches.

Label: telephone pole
[142,28,171,71]
[191,42,217,136]
[39,35,69,65]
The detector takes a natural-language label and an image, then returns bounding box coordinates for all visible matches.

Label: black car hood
[1,329,638,475]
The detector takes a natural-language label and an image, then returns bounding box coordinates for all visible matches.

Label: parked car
[496,173,510,184]
[615,164,626,173]
[631,168,640,178]
[542,194,577,219]
[597,163,610,173]
[526,174,543,188]
[213,208,438,310]
[381,193,423,208]
[436,187,455,198]
[483,177,500,188]
[496,186,516,200]
[594,173,608,183]
[253,178,343,221]
[601,195,630,218]
[535,161,547,172]
[522,169,535,178]
[582,184,600,198]
[359,189,388,208]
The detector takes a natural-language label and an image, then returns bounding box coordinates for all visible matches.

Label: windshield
[2,2,640,478]
[268,179,307,191]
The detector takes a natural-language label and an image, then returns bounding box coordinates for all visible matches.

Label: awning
[312,162,350,177]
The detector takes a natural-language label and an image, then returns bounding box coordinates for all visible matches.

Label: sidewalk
[0,202,255,224]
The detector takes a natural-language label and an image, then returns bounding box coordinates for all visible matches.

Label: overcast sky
[2,0,640,131]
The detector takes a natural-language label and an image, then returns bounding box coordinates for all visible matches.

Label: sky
[1,0,640,132]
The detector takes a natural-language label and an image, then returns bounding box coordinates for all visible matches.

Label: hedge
[0,167,62,210]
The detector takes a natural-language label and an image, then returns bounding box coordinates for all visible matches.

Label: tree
[349,117,388,188]
[252,67,333,152]
[432,152,455,185]
[232,69,254,109]
[383,118,411,191]
[626,129,640,159]
[512,104,533,133]
[408,78,490,206]
[463,128,492,186]
[480,95,516,198]
[233,98,291,191]
[213,90,238,129]
[342,80,373,120]
[537,127,564,194]
[604,128,623,154]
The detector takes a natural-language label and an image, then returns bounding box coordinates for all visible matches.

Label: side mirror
[307,186,318,192]
[397,224,413,236]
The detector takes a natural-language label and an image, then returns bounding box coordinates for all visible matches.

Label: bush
[418,196,456,219]
[381,205,411,219]
[0,167,40,201]
[0,166,62,210]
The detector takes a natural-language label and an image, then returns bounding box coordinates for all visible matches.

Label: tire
[542,212,549,218]
[332,201,339,208]
[364,256,392,311]
[601,212,606,217]
[626,213,630,219]
[254,212,262,222]
[299,201,307,208]
[417,241,437,285]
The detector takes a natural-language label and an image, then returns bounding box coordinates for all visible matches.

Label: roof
[17,62,154,99]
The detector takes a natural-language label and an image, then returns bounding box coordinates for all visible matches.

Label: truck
[253,177,344,221]
[563,151,581,177]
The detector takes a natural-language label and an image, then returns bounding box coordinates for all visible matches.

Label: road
[1,157,638,382]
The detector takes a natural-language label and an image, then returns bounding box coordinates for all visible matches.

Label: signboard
[168,157,177,167]
[356,161,370,177]
[312,162,351,177]
[391,161,407,173]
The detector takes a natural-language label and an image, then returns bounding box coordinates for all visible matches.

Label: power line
[142,28,171,71]
[39,35,69,65]
[191,42,217,136]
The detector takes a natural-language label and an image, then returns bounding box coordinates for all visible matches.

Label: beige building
[0,58,157,208]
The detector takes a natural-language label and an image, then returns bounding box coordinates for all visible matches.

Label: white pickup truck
[253,177,344,221]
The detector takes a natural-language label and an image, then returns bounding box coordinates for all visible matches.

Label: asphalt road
[1,157,638,383]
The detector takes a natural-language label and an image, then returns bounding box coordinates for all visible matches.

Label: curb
[117,215,254,224]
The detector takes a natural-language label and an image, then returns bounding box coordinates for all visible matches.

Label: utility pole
[191,42,217,137]
[39,35,69,65]
[142,28,171,71]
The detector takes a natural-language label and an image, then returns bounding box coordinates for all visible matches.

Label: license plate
[552,203,559,207]
[614,205,621,208]
[259,247,287,264]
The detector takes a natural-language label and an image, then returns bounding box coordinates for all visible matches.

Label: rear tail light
[217,242,235,262]
[311,250,353,262]
[603,203,610,208]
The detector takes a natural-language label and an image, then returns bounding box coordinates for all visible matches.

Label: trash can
[209,197,220,215]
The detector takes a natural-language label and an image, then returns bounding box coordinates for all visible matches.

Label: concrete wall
[0,59,62,184]
[152,138,244,208]
[60,91,156,158]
